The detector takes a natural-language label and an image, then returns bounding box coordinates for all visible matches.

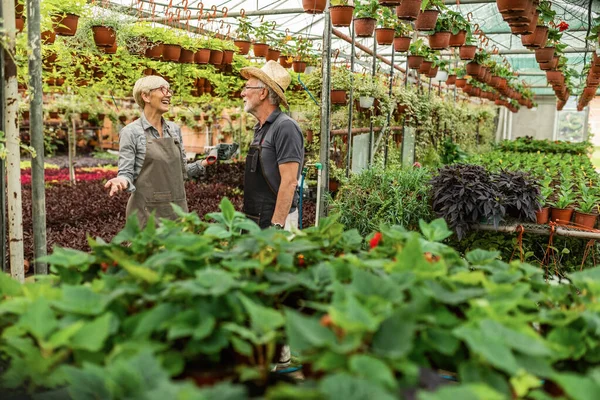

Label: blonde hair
[132,75,169,109]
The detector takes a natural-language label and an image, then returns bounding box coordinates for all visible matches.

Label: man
[240,60,304,231]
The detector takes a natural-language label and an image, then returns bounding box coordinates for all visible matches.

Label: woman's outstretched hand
[104,177,129,197]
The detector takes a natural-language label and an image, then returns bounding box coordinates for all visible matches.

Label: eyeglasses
[153,86,173,96]
[242,85,265,91]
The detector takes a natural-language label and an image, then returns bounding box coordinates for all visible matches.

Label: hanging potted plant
[330,0,355,28]
[375,6,396,45]
[393,21,412,52]
[302,0,327,14]
[407,39,428,70]
[428,12,451,50]
[267,31,289,62]
[355,74,378,110]
[459,32,477,60]
[292,38,313,73]
[46,0,87,36]
[330,66,353,105]
[448,10,470,47]
[574,183,599,229]
[233,14,253,55]
[415,0,443,31]
[535,27,561,64]
[206,37,224,65]
[278,43,294,68]
[353,0,379,38]
[396,0,422,21]
[252,20,274,57]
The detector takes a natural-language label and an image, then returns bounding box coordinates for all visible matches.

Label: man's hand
[104,177,129,197]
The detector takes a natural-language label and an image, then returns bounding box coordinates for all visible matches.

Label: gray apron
[125,131,188,228]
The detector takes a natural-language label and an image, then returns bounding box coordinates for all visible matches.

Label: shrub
[330,165,433,236]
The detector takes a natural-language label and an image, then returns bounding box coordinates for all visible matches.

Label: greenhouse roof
[109,0,599,97]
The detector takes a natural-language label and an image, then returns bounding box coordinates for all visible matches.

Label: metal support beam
[318,12,332,221]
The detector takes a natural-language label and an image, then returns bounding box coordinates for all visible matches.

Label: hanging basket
[359,96,375,109]
[208,49,224,65]
[91,26,116,47]
[415,10,439,31]
[331,89,347,105]
[354,18,376,37]
[419,60,433,75]
[496,0,532,13]
[393,36,411,52]
[163,44,182,61]
[375,28,395,45]
[52,13,79,36]
[222,50,235,64]
[41,30,56,44]
[465,62,481,76]
[396,0,422,21]
[459,45,477,60]
[535,46,555,63]
[102,41,118,54]
[266,48,281,62]
[292,60,307,73]
[16,17,25,33]
[449,30,466,47]
[302,0,327,14]
[446,74,456,85]
[253,43,269,57]
[330,5,354,27]
[279,55,293,68]
[407,55,424,69]
[233,40,251,55]
[145,43,164,60]
[179,49,195,63]
[428,31,451,50]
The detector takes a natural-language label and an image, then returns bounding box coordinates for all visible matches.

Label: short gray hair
[133,75,169,109]
[256,79,280,106]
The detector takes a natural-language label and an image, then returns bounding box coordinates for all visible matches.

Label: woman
[105,75,209,227]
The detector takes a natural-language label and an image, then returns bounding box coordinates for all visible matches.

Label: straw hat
[240,61,291,109]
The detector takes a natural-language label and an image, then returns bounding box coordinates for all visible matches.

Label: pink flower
[413,162,422,168]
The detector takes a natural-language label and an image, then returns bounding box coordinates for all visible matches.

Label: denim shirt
[117,113,204,192]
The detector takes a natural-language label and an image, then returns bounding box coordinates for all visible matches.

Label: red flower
[369,232,383,249]
[557,21,569,32]
[413,162,422,168]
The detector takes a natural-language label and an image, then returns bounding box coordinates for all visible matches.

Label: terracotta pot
[546,70,563,84]
[15,0,24,18]
[15,17,24,33]
[162,44,182,61]
[426,66,439,78]
[194,48,210,64]
[574,211,598,229]
[535,207,549,224]
[49,111,59,119]
[375,28,395,45]
[279,55,293,68]
[532,25,549,48]
[208,50,223,65]
[91,26,116,47]
[539,56,558,71]
[266,48,280,62]
[102,41,118,54]
[145,43,164,59]
[179,49,195,63]
[393,36,411,52]
[233,40,251,55]
[253,43,269,57]
[41,30,56,44]
[415,10,439,31]
[407,55,424,69]
[455,78,467,88]
[466,62,481,76]
[330,5,354,27]
[354,18,376,37]
[302,0,327,14]
[459,45,477,60]
[428,31,451,50]
[449,30,467,47]
[446,74,456,85]
[535,46,555,63]
[329,178,340,192]
[52,13,79,36]
[396,0,422,21]
[419,60,433,75]
[292,61,307,73]
[550,208,573,225]
[378,0,401,5]
[331,89,347,105]
[496,0,532,13]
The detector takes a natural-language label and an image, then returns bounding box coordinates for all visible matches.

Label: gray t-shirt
[251,109,304,208]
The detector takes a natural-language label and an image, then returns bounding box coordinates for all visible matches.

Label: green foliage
[330,165,433,236]
[353,0,380,19]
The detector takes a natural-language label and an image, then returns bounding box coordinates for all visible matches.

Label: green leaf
[52,285,109,316]
[510,370,542,398]
[466,249,501,265]
[419,218,453,242]
[329,292,380,333]
[39,247,96,269]
[45,321,86,350]
[194,269,238,296]
[454,325,519,375]
[220,197,236,225]
[319,373,396,400]
[119,258,160,284]
[349,354,396,391]
[479,320,552,357]
[417,383,505,400]
[552,373,600,400]
[20,298,58,341]
[133,303,178,337]
[71,313,114,352]
[204,225,232,239]
[0,271,23,296]
[238,294,284,336]
[372,310,415,359]
[284,308,337,353]
[63,364,112,400]
[426,281,487,305]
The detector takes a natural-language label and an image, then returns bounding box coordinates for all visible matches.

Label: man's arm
[271,162,299,226]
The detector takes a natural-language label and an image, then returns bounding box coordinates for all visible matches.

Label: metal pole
[345,20,355,178]
[0,4,5,274]
[384,47,395,167]
[368,37,376,166]
[27,0,47,275]
[318,11,332,220]
[3,0,24,282]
